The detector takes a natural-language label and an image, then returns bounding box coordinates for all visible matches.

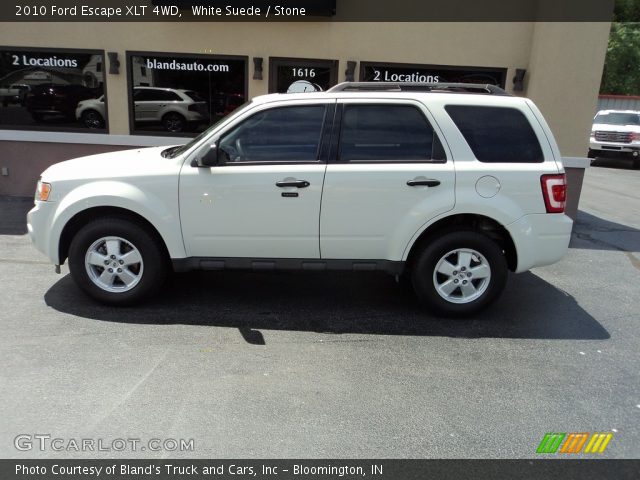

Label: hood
[592,123,640,133]
[42,146,183,182]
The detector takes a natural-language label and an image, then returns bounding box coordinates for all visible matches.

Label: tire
[68,217,168,305]
[411,230,508,317]
[81,110,105,129]
[162,112,186,133]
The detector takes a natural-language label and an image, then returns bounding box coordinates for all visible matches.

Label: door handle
[407,178,441,187]
[276,180,310,188]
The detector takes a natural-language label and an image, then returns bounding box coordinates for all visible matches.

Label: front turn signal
[37,181,52,201]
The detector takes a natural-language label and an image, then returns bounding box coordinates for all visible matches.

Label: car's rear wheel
[162,112,186,133]
[411,230,508,317]
[68,218,167,305]
[81,110,105,129]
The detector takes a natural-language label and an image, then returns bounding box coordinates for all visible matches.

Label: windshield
[594,112,640,126]
[161,100,253,158]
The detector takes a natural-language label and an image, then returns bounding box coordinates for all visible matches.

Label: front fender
[49,180,185,263]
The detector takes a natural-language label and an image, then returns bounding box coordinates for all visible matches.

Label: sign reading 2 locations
[361,62,507,88]
[0,47,106,132]
[270,57,338,93]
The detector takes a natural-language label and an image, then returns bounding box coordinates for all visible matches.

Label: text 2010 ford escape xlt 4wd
[28,82,572,316]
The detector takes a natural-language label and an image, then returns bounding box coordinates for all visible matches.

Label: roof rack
[327,82,510,96]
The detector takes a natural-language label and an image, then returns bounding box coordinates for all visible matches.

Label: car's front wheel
[81,110,105,129]
[68,218,168,305]
[411,230,508,317]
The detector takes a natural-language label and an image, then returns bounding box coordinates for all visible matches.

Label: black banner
[2,459,639,479]
[2,0,616,22]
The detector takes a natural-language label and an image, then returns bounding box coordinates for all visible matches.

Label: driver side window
[218,105,326,163]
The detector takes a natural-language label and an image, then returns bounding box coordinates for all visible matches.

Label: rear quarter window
[445,105,544,163]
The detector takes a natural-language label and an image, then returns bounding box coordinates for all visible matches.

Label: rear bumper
[506,213,573,273]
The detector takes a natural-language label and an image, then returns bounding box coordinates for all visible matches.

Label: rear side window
[445,105,544,163]
[339,104,445,162]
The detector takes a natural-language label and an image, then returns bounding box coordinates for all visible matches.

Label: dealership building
[0,14,611,196]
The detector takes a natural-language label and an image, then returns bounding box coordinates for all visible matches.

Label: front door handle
[276,179,310,188]
[407,178,441,187]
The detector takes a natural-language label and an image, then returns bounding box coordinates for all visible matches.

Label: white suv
[75,87,209,132]
[27,82,572,316]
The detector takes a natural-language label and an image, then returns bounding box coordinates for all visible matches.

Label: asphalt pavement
[0,164,638,459]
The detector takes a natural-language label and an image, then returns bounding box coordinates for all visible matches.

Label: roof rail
[327,82,510,96]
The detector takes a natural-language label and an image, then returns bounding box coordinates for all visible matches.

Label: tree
[601,0,640,94]
[601,23,640,94]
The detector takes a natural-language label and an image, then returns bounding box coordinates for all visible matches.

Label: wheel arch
[58,206,171,266]
[404,213,517,272]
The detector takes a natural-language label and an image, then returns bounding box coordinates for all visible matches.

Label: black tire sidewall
[162,112,185,132]
[82,110,104,129]
[68,218,167,305]
[411,230,508,317]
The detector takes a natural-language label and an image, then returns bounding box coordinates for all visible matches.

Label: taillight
[540,174,566,213]
[188,104,199,112]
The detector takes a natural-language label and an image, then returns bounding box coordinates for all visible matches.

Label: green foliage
[614,0,640,21]
[601,22,640,94]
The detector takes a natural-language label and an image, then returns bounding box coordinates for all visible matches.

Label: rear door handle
[407,178,441,187]
[276,180,310,188]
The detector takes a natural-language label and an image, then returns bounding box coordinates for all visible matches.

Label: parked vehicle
[588,109,640,168]
[27,82,572,316]
[132,87,208,132]
[75,95,106,129]
[0,83,31,106]
[24,84,96,122]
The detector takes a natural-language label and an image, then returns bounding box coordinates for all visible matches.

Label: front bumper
[589,141,640,158]
[27,200,58,264]
[506,213,573,273]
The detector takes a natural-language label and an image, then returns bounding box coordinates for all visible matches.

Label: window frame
[0,45,109,134]
[206,100,336,167]
[330,100,449,164]
[126,50,248,137]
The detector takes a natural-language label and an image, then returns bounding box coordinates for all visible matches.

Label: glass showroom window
[0,47,107,132]
[127,52,247,135]
[360,62,507,88]
[269,57,338,93]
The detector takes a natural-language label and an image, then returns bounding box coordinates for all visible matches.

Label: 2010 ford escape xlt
[27,82,572,316]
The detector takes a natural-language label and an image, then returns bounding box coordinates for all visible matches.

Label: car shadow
[0,196,32,235]
[590,158,639,170]
[44,269,609,341]
[571,209,640,253]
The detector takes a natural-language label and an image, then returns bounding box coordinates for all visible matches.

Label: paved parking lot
[0,164,639,459]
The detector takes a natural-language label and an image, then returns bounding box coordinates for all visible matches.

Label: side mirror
[195,143,218,167]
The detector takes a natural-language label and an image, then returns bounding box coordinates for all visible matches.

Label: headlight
[36,180,51,201]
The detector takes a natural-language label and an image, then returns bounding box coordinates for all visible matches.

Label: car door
[179,100,334,259]
[134,88,167,122]
[320,100,455,261]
